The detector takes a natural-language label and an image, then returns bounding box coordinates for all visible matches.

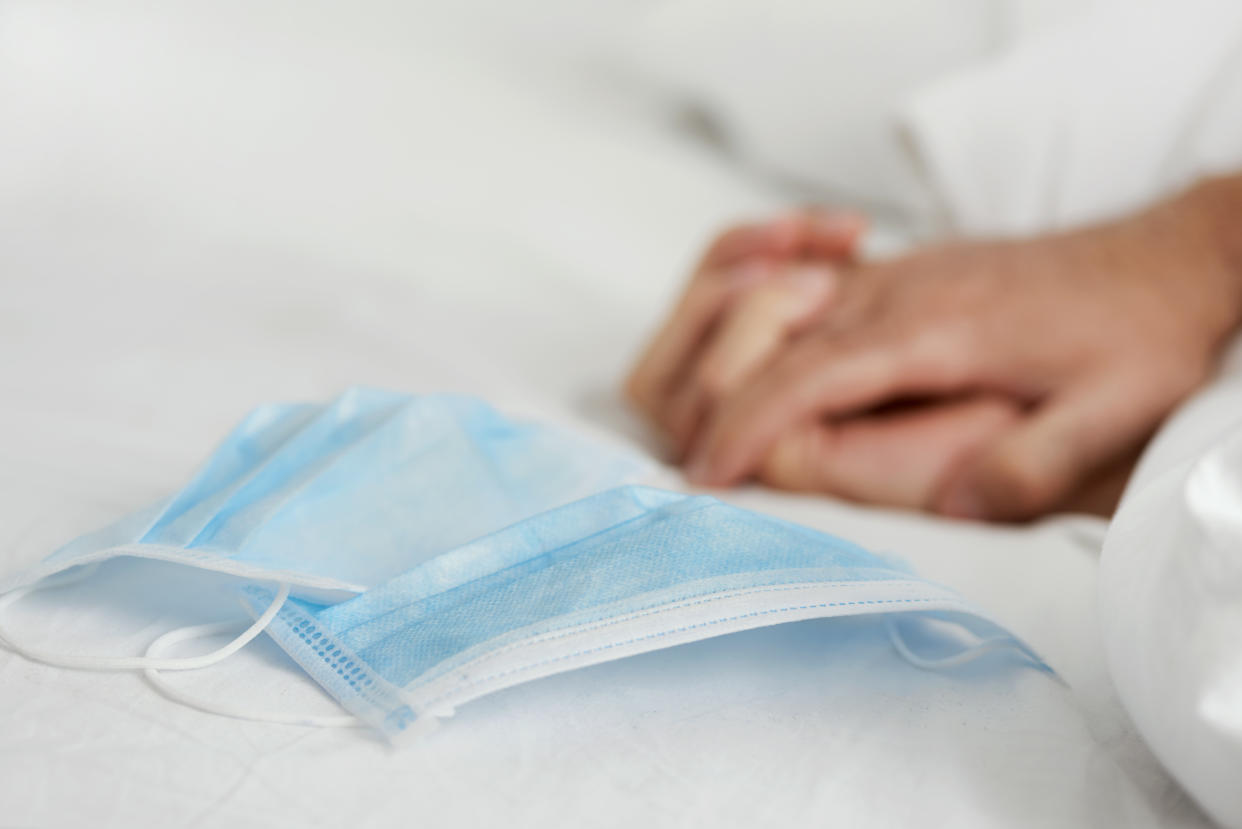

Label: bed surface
[0,4,1211,826]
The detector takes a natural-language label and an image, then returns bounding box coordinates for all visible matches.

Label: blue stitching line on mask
[419,594,945,710]
[411,579,946,685]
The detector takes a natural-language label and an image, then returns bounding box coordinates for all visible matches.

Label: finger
[664,263,838,453]
[625,257,771,417]
[626,210,865,419]
[757,395,1022,508]
[697,222,795,272]
[686,325,976,486]
[699,210,866,272]
[932,370,1182,521]
[1057,447,1141,517]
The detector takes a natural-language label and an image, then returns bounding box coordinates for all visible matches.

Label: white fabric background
[0,2,1224,827]
[1100,343,1242,829]
[633,0,1242,238]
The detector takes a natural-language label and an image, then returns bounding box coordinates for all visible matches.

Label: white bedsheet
[0,3,1214,826]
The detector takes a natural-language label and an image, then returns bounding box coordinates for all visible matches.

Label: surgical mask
[0,389,1044,739]
[238,485,1046,740]
[0,388,644,674]
[0,387,644,602]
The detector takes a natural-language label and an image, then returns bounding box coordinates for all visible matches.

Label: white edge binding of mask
[249,578,1051,743]
[0,568,1048,740]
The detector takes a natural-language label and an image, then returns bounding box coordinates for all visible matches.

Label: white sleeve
[1100,339,1242,829]
[900,0,1242,237]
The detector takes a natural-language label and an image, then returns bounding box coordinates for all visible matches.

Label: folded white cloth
[902,0,1242,236]
[634,0,1242,238]
[1101,339,1242,829]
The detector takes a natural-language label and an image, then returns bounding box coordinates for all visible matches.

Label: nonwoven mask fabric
[242,485,1048,741]
[0,388,646,602]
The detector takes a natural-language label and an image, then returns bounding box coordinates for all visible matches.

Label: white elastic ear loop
[142,621,361,728]
[886,616,1043,671]
[0,566,290,672]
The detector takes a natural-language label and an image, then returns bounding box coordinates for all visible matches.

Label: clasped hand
[627,196,1242,521]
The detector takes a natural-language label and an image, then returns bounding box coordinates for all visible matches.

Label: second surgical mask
[243,485,1045,739]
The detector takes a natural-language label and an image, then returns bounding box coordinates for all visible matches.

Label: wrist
[1179,174,1242,332]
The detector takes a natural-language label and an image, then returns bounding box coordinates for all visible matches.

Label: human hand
[629,179,1242,520]
[626,209,1029,511]
[625,208,866,455]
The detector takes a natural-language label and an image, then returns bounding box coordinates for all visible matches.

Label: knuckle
[985,452,1059,516]
[757,426,835,494]
[766,351,816,399]
[756,435,804,491]
[905,325,974,384]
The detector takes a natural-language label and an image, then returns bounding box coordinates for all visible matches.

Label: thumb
[933,376,1165,521]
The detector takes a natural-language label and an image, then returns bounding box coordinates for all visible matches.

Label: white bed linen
[0,3,1214,827]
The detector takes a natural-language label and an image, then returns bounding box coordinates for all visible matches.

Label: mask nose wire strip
[142,621,361,728]
[0,570,291,672]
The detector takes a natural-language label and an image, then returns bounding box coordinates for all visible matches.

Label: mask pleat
[137,403,321,547]
[181,388,413,553]
[335,493,891,684]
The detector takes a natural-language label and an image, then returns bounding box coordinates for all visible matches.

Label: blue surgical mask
[0,388,1043,737]
[1,387,645,602]
[241,485,1046,740]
